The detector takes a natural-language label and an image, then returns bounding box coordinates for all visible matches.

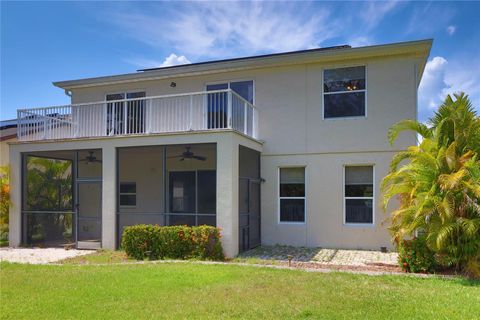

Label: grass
[59,249,132,264]
[1,261,479,319]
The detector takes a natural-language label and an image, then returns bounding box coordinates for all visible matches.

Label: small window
[279,167,305,223]
[344,166,374,224]
[119,182,136,207]
[323,66,366,118]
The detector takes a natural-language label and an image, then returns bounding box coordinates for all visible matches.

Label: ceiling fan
[168,146,206,161]
[79,151,102,164]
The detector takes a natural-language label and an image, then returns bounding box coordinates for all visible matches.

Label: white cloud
[348,36,372,48]
[446,25,456,35]
[405,4,455,35]
[419,57,449,113]
[158,54,191,67]
[418,56,480,122]
[124,54,191,69]
[107,2,337,59]
[360,1,399,30]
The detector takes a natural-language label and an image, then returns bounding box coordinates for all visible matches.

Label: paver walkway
[0,248,94,264]
[238,245,398,266]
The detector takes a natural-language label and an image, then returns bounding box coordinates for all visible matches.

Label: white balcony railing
[17,89,258,141]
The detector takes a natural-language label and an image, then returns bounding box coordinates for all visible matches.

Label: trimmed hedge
[121,225,224,261]
[398,236,436,273]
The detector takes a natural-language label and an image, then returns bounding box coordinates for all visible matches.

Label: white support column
[102,145,116,249]
[216,134,239,258]
[8,146,22,247]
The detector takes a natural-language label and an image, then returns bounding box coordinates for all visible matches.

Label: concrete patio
[0,248,95,264]
[237,245,398,266]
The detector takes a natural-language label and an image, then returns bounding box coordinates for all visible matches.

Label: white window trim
[119,182,137,208]
[343,164,375,226]
[277,166,307,225]
[205,79,256,105]
[322,65,368,120]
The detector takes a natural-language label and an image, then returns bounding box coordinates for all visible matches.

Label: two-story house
[8,39,432,257]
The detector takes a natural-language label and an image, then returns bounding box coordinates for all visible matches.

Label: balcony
[17,89,258,142]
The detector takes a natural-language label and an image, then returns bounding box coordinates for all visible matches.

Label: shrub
[0,166,10,243]
[121,225,224,261]
[398,236,436,273]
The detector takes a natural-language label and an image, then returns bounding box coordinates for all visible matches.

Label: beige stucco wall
[261,151,399,250]
[9,131,262,257]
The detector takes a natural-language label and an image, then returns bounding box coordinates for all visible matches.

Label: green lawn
[1,262,479,319]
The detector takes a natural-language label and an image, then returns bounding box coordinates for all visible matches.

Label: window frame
[322,65,368,120]
[343,164,375,226]
[104,90,147,135]
[119,182,137,208]
[277,166,307,225]
[205,79,256,104]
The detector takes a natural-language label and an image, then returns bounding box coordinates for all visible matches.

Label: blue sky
[1,1,479,122]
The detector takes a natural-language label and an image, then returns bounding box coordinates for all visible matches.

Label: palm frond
[387,119,432,145]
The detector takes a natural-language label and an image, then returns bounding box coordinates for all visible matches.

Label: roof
[53,39,432,90]
[138,45,351,72]
[0,119,18,130]
[0,119,17,141]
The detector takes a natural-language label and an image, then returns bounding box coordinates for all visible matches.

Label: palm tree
[382,93,480,278]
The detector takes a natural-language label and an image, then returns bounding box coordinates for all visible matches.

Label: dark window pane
[324,66,365,93]
[26,156,73,211]
[206,91,228,129]
[345,199,373,223]
[206,83,228,91]
[197,215,216,227]
[106,101,124,135]
[126,100,145,134]
[106,93,125,101]
[280,184,305,197]
[126,92,146,99]
[345,184,373,197]
[280,199,305,222]
[120,183,136,193]
[230,80,254,104]
[197,171,216,214]
[120,195,136,206]
[324,92,365,118]
[168,214,195,226]
[24,213,73,247]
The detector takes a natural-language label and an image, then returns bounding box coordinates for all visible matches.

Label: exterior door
[239,178,261,252]
[76,181,102,249]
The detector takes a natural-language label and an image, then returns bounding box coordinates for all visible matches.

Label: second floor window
[323,66,366,119]
[106,91,146,135]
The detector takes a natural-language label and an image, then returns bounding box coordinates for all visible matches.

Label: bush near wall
[122,225,224,261]
[0,166,10,247]
[398,236,436,273]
